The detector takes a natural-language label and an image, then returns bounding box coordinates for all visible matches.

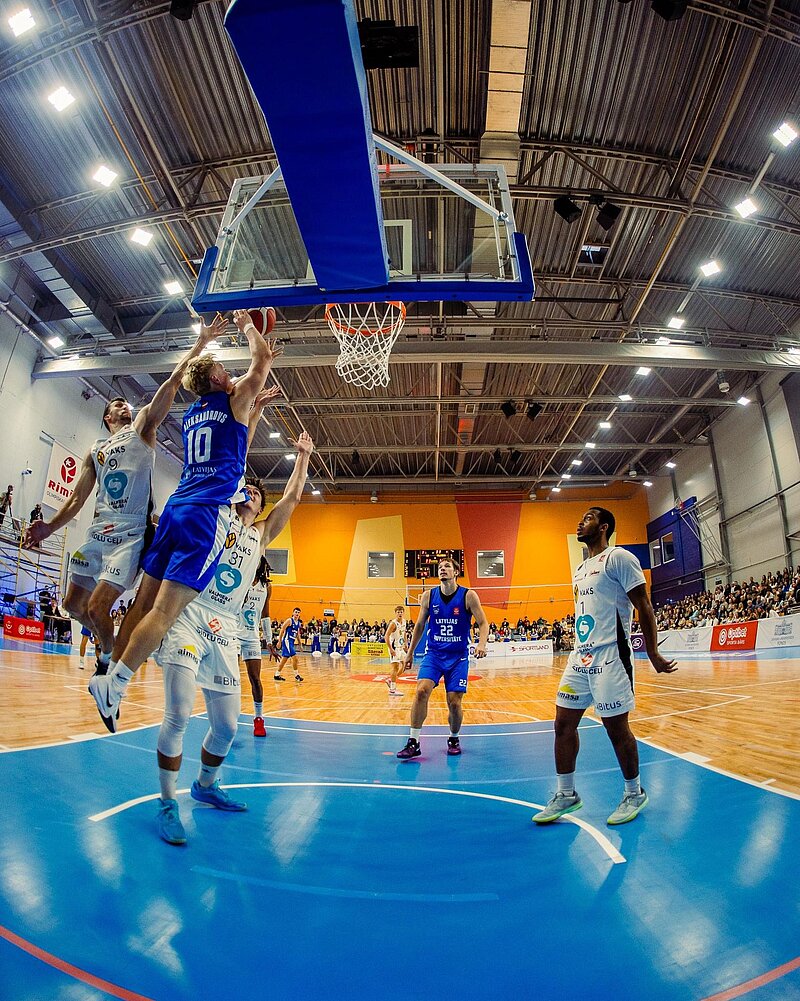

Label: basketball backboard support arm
[223,165,283,236]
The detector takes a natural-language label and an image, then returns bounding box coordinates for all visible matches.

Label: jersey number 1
[187,428,212,464]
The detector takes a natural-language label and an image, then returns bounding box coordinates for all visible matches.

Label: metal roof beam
[32,339,800,380]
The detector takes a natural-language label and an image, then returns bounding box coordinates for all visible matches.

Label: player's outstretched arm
[23,451,97,548]
[403,591,430,669]
[628,584,677,674]
[466,590,490,658]
[136,313,227,444]
[229,309,283,422]
[247,385,282,449]
[257,432,313,547]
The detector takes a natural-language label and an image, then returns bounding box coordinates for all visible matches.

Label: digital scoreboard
[404,549,464,579]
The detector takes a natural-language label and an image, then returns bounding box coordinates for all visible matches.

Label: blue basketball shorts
[141,501,231,593]
[281,638,296,658]
[417,653,469,693]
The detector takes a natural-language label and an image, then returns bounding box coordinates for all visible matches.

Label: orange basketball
[248,307,276,336]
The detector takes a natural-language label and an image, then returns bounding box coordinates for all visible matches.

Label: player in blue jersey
[397,556,488,758]
[274,607,303,682]
[89,308,282,731]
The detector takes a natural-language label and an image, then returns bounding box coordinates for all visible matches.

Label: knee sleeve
[157,662,196,757]
[201,688,241,758]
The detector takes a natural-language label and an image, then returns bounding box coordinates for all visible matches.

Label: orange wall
[266,490,652,624]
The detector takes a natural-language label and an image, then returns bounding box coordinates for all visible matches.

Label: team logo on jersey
[215,565,242,594]
[453,606,460,615]
[573,584,579,602]
[243,609,256,628]
[575,614,596,642]
[225,531,237,549]
[97,450,106,466]
[104,471,128,499]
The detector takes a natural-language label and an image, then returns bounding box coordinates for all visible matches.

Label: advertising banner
[756,614,800,649]
[350,641,388,658]
[658,625,714,654]
[3,615,44,641]
[483,639,553,659]
[711,621,757,652]
[43,441,80,510]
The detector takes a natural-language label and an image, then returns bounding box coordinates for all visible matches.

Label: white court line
[231,719,572,738]
[638,737,800,802]
[681,752,711,764]
[88,780,626,865]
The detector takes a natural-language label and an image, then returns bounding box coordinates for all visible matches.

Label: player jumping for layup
[533,507,677,827]
[89,309,280,731]
[397,557,488,758]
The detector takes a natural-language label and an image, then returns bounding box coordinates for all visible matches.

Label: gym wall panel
[266,492,651,623]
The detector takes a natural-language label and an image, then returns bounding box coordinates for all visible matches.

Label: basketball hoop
[324,301,406,389]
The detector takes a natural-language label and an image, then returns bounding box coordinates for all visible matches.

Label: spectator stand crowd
[639,568,800,632]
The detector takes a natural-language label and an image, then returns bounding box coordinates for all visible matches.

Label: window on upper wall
[263,549,289,575]
[649,540,662,568]
[661,532,675,564]
[368,551,395,578]
[477,550,505,578]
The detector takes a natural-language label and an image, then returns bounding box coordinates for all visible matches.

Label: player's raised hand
[291,431,314,455]
[198,312,226,344]
[232,308,253,332]
[253,385,282,409]
[263,337,284,363]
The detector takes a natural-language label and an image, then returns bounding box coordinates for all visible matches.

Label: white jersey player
[533,507,677,829]
[153,432,313,847]
[384,604,408,695]
[23,318,226,675]
[238,555,272,737]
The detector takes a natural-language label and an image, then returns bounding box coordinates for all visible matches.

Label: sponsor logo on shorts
[70,551,89,568]
[597,700,623,712]
[178,645,200,664]
[208,618,222,634]
[558,683,581,701]
[103,565,121,577]
[575,666,602,674]
[580,653,593,666]
[92,531,123,545]
[198,627,229,646]
[213,675,239,687]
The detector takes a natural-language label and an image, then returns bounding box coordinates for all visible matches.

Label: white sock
[198,762,220,788]
[410,728,421,741]
[450,731,459,738]
[97,650,111,666]
[624,775,641,796]
[557,772,576,795]
[254,702,263,717]
[159,767,178,800]
[110,661,133,697]
[109,659,117,674]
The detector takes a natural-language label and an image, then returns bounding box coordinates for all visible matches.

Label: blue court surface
[1,715,799,1001]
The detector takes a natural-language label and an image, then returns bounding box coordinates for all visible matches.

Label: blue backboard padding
[193,234,535,309]
[224,0,388,291]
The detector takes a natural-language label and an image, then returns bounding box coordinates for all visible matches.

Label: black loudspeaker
[553,196,581,224]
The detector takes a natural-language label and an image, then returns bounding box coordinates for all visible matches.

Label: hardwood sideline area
[1,640,797,795]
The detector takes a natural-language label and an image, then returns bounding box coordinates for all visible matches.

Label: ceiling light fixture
[656,336,672,345]
[667,316,685,329]
[130,228,153,246]
[8,8,35,35]
[737,395,751,406]
[47,85,75,111]
[571,459,582,466]
[734,197,757,218]
[562,473,572,479]
[284,453,297,461]
[585,442,596,449]
[269,431,281,439]
[92,164,118,187]
[700,259,721,277]
[636,366,651,376]
[551,486,561,493]
[618,393,632,402]
[163,280,183,296]
[773,121,798,147]
[47,335,64,348]
[599,420,612,429]
[311,488,321,496]
[665,461,676,469]
[717,371,730,394]
[643,480,653,487]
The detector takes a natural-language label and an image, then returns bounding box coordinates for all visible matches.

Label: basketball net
[324,301,406,390]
